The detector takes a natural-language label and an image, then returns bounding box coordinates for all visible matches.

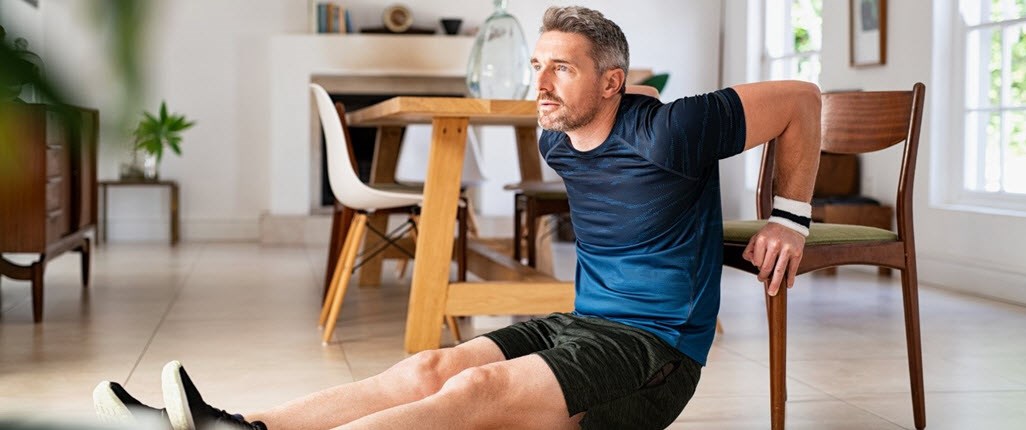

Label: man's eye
[532,64,541,71]
[557,65,569,72]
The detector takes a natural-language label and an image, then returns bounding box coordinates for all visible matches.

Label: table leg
[404,117,468,353]
[170,183,180,245]
[514,126,542,182]
[359,126,404,287]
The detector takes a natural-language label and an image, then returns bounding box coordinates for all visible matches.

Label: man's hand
[742,223,806,296]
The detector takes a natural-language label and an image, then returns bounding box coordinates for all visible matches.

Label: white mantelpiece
[268,34,475,216]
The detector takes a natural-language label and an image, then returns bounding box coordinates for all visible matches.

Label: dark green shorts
[481,313,702,429]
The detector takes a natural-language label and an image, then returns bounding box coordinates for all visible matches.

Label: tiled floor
[1,238,1025,429]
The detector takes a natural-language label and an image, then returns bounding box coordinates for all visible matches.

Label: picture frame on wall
[850,0,887,67]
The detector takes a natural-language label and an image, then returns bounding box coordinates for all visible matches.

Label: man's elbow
[794,81,821,113]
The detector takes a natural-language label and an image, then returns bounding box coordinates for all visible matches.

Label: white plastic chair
[310,84,462,345]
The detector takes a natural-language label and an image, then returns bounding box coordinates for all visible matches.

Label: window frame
[944,0,1026,214]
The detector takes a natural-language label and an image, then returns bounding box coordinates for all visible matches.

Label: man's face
[532,31,605,132]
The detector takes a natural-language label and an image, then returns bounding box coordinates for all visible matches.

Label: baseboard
[259,214,333,245]
[916,252,1026,306]
[102,217,260,242]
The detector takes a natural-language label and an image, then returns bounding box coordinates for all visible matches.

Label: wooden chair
[722,83,927,430]
[505,180,571,267]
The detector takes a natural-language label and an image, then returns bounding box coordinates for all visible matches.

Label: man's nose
[535,68,553,93]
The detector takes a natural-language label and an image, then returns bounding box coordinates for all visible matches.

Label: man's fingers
[757,242,779,282]
[786,254,801,288]
[742,239,755,263]
[768,251,789,294]
[752,236,767,269]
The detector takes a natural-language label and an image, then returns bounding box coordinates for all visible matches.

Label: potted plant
[122,101,195,181]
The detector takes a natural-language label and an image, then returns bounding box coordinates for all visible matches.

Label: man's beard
[537,91,601,132]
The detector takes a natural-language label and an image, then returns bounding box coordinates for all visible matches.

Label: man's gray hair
[540,6,629,88]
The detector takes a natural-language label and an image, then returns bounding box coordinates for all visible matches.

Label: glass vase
[465,0,531,100]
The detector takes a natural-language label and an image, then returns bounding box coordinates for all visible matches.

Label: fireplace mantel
[268,34,475,218]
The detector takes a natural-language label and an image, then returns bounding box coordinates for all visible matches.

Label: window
[763,0,823,83]
[748,0,823,193]
[960,0,1026,196]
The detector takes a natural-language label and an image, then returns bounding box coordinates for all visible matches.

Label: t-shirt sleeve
[655,87,747,178]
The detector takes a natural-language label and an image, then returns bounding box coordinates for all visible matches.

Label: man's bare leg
[338,354,582,430]
[246,337,505,429]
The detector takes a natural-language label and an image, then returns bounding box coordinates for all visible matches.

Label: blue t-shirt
[539,89,746,366]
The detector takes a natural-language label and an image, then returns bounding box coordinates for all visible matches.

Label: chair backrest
[756,83,926,241]
[310,83,374,206]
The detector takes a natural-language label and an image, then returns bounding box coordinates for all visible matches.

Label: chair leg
[358,213,390,287]
[320,214,368,344]
[319,213,363,328]
[526,198,538,268]
[767,284,787,430]
[457,203,468,282]
[900,264,926,430]
[513,193,524,262]
[395,213,417,280]
[445,315,462,344]
[323,204,349,302]
[715,318,725,335]
[79,237,91,288]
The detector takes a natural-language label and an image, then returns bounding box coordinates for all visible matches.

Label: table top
[345,97,538,127]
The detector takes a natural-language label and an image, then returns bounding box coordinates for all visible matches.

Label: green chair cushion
[723,220,897,245]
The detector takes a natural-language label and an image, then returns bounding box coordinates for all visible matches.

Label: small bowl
[440,18,462,35]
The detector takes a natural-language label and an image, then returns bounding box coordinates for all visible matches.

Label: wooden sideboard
[0,103,98,322]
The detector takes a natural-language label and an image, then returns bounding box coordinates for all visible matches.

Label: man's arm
[731,80,822,296]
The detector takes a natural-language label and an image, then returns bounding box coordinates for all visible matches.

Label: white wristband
[767,196,812,237]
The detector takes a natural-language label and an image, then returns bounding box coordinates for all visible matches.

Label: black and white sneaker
[93,380,170,428]
[161,361,267,430]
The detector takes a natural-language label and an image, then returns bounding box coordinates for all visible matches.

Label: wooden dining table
[346,97,574,353]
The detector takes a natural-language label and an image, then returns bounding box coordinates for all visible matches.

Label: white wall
[1,0,724,236]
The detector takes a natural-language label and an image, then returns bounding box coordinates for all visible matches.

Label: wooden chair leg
[322,213,371,344]
[464,198,479,238]
[79,237,91,288]
[715,318,725,334]
[395,213,417,280]
[767,284,787,430]
[445,315,462,344]
[323,204,347,302]
[457,203,468,282]
[513,193,524,262]
[900,264,926,430]
[358,213,389,287]
[526,197,539,268]
[319,214,362,328]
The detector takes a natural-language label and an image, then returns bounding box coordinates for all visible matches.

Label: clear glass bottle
[465,0,531,100]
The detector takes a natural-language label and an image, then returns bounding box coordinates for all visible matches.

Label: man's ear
[603,68,626,98]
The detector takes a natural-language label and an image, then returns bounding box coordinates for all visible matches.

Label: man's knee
[438,365,508,401]
[395,350,454,397]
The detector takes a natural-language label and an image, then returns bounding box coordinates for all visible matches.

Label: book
[317,3,326,33]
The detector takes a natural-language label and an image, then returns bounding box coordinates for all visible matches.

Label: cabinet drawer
[46,178,63,211]
[46,111,67,147]
[46,147,64,178]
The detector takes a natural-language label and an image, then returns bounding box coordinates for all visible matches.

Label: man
[94,6,820,430]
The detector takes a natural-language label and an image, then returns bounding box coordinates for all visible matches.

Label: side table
[98,180,180,245]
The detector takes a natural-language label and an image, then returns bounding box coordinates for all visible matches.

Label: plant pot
[119,150,159,181]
